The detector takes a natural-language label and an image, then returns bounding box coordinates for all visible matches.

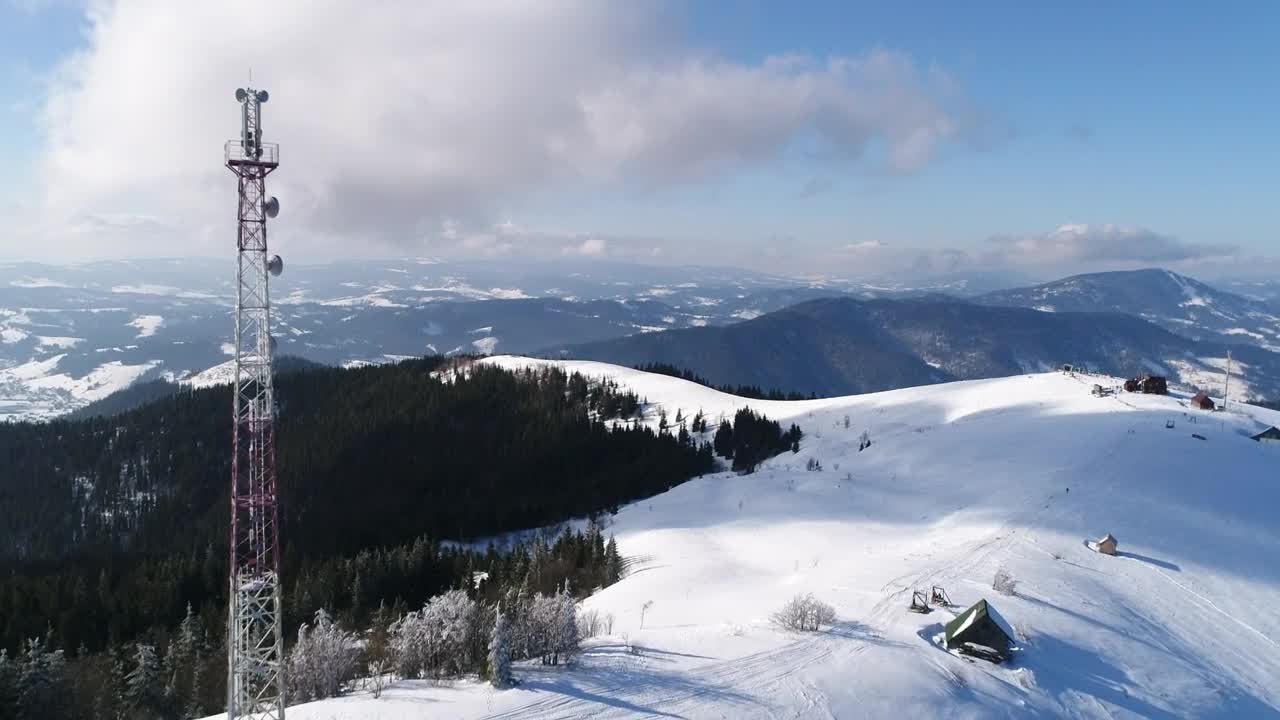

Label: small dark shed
[1124,375,1168,395]
[944,599,1014,661]
[1142,376,1168,395]
[1191,393,1215,411]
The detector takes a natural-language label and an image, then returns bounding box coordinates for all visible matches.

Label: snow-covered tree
[0,648,16,717]
[555,588,580,666]
[428,589,479,678]
[184,659,204,720]
[365,602,395,699]
[770,593,837,632]
[527,594,558,665]
[390,590,479,680]
[506,583,533,662]
[289,609,359,703]
[108,643,131,720]
[124,643,163,717]
[488,604,513,688]
[166,604,200,710]
[16,637,68,720]
[390,608,428,681]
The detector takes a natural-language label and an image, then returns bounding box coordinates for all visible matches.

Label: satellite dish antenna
[267,255,283,276]
[235,88,247,102]
[263,196,279,218]
[256,90,269,103]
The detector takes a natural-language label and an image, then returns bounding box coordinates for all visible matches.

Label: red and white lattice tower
[225,86,286,719]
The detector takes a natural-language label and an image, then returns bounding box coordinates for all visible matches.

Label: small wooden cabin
[1252,426,1280,445]
[944,599,1015,662]
[1191,392,1215,411]
[1097,533,1118,556]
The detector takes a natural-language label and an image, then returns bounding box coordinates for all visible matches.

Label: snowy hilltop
[209,358,1280,719]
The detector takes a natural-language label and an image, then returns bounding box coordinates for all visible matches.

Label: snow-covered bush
[365,602,396,699]
[577,608,614,639]
[525,590,579,666]
[993,567,1018,596]
[770,593,837,632]
[289,609,360,703]
[391,589,480,681]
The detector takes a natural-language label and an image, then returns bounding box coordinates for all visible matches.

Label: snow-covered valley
[254,358,1280,719]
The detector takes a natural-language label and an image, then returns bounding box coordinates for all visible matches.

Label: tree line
[634,362,817,401]
[0,356,803,718]
[0,523,624,720]
[0,360,710,651]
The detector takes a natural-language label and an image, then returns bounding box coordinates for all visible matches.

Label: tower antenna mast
[226,86,286,720]
[1223,349,1231,411]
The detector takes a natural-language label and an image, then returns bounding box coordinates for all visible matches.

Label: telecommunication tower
[226,86,286,719]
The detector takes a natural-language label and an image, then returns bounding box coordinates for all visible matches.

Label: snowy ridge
[251,358,1280,719]
[180,359,236,389]
[1,354,160,421]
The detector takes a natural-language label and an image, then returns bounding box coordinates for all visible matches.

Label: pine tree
[487,604,512,688]
[0,648,15,719]
[604,536,622,585]
[167,604,198,709]
[713,420,734,459]
[183,659,203,720]
[106,644,130,720]
[17,636,68,720]
[124,644,161,718]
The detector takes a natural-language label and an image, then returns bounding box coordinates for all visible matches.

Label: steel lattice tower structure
[225,86,286,720]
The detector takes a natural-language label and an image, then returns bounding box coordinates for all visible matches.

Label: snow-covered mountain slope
[0,259,1005,420]
[263,359,1280,719]
[978,269,1280,351]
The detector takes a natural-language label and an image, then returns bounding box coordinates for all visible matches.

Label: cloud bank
[826,224,1239,280]
[29,0,983,260]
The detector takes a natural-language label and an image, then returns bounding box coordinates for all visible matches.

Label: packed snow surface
[219,358,1280,719]
[180,359,236,389]
[127,314,164,338]
[0,354,158,420]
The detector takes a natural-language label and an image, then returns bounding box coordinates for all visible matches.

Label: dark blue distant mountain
[976,269,1280,350]
[548,295,1280,400]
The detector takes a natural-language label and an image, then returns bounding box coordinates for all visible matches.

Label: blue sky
[676,2,1278,253]
[0,1,1275,277]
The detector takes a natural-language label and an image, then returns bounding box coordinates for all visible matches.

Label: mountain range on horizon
[2,261,1279,420]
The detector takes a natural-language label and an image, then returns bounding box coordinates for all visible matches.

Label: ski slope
[249,358,1280,719]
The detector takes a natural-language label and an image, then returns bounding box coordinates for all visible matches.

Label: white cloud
[563,238,607,257]
[842,240,884,251]
[29,1,984,260]
[814,223,1240,280]
[982,224,1236,266]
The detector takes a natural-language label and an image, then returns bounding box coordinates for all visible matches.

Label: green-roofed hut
[944,599,1014,662]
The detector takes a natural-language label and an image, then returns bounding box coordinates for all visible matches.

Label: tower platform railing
[226,140,280,167]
